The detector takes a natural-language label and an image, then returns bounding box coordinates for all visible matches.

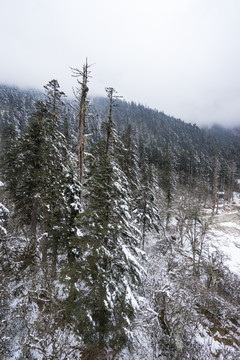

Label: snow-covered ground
[206,192,240,275]
[1,184,240,359]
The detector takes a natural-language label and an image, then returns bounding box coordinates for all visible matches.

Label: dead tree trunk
[71,59,91,202]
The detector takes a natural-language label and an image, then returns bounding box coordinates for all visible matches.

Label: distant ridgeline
[0,83,240,196]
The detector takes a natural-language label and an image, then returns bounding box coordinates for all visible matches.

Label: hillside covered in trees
[0,77,240,360]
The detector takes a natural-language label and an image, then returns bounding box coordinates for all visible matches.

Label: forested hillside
[0,79,240,360]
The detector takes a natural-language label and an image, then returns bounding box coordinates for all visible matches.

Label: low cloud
[1,0,240,128]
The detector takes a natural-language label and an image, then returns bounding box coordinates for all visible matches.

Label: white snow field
[206,192,240,275]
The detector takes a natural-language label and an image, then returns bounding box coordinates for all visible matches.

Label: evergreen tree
[64,89,142,357]
[44,79,66,127]
[158,144,177,227]
[1,102,49,250]
[1,92,80,276]
[120,124,140,193]
[0,121,19,196]
[159,144,176,208]
[135,163,160,249]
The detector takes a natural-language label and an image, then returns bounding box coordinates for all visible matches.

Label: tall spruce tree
[44,79,66,127]
[0,121,19,198]
[64,88,142,358]
[135,163,160,249]
[120,124,140,193]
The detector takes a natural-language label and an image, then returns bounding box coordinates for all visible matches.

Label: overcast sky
[1,0,240,127]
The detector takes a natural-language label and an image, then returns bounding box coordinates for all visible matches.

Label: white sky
[1,0,240,127]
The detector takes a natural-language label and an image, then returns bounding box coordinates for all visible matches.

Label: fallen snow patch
[206,210,240,275]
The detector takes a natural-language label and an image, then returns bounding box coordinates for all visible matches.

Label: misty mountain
[204,123,240,148]
[1,84,239,175]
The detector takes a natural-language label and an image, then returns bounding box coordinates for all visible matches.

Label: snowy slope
[128,189,240,360]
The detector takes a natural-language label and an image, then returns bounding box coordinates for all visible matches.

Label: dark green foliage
[64,93,142,354]
[135,163,160,249]
[65,148,140,352]
[89,97,239,197]
[120,124,140,192]
[44,79,66,122]
[1,95,80,271]
[0,84,42,133]
[158,144,176,205]
[0,122,19,196]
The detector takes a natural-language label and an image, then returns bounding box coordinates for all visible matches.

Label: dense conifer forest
[0,77,240,359]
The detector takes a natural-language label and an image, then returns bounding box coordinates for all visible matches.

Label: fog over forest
[1,0,240,127]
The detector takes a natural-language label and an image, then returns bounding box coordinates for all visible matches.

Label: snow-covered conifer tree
[1,87,80,277]
[64,88,142,358]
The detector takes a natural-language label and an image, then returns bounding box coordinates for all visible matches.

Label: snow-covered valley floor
[130,191,240,360]
[206,193,240,275]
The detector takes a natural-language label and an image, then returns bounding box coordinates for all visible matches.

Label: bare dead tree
[71,59,92,202]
